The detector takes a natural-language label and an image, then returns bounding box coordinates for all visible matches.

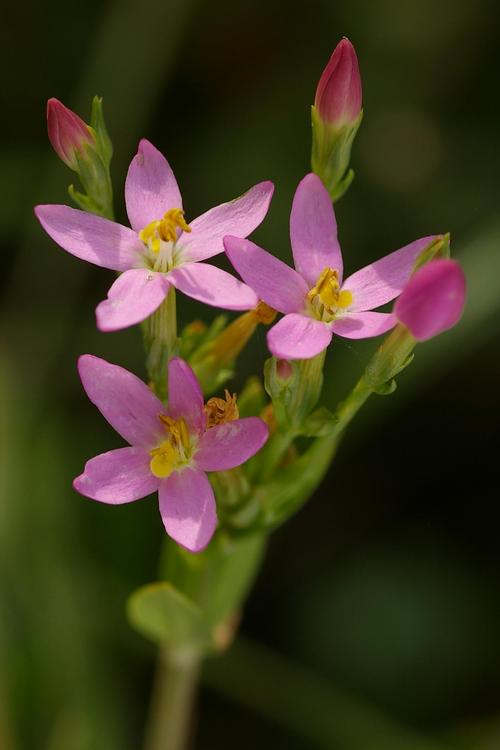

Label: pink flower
[314,38,362,127]
[224,173,441,360]
[35,139,274,331]
[47,98,95,171]
[394,259,466,341]
[74,355,269,552]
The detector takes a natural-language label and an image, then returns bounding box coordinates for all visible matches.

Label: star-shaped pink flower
[35,139,274,331]
[224,173,441,359]
[74,355,269,552]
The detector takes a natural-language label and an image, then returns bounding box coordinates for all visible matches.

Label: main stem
[143,647,200,750]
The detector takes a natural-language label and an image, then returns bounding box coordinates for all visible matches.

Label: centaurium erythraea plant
[35,139,273,331]
[224,172,441,360]
[74,355,268,552]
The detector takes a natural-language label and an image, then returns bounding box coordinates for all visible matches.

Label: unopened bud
[394,259,466,341]
[276,359,293,381]
[311,38,363,201]
[47,98,95,171]
[314,38,362,127]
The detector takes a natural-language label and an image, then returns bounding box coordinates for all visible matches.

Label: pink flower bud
[47,98,94,170]
[394,259,466,341]
[276,359,293,381]
[314,38,362,127]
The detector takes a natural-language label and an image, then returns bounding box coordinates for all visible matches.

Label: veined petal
[34,204,142,271]
[224,236,308,314]
[267,313,333,359]
[196,417,268,472]
[73,447,159,504]
[96,269,170,332]
[168,262,258,310]
[290,173,343,285]
[159,468,217,552]
[331,311,396,339]
[342,236,440,311]
[167,358,205,435]
[181,181,274,262]
[125,139,182,232]
[78,355,166,448]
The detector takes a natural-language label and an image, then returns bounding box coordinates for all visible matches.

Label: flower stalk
[143,287,179,400]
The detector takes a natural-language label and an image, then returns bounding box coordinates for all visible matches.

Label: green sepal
[414,233,450,271]
[311,106,363,202]
[127,582,211,649]
[90,95,113,167]
[373,379,397,396]
[300,406,338,436]
[67,184,101,213]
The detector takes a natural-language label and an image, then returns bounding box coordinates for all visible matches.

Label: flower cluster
[35,37,466,553]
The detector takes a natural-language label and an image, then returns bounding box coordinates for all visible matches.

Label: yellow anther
[337,289,353,308]
[307,267,352,318]
[205,390,239,430]
[150,441,178,478]
[149,415,191,478]
[139,208,191,254]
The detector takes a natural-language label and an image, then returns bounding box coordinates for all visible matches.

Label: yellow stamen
[139,208,191,254]
[149,415,191,478]
[307,267,353,318]
[205,390,239,429]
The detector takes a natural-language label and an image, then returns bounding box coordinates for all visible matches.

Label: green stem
[260,429,295,482]
[330,325,417,441]
[143,287,178,400]
[143,647,200,750]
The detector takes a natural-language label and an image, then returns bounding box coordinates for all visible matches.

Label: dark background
[1,1,499,748]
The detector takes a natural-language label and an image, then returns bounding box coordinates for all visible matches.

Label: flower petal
[167,358,205,435]
[78,355,166,448]
[181,181,274,262]
[342,236,440,311]
[96,269,170,332]
[290,173,343,285]
[224,236,308,314]
[73,447,159,504]
[168,262,258,310]
[331,311,396,339]
[196,417,268,472]
[159,468,217,552]
[394,259,466,341]
[125,139,182,232]
[267,313,333,359]
[34,204,142,271]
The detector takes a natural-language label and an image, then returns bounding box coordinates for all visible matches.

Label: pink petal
[394,259,466,341]
[196,417,269,472]
[159,468,217,552]
[267,313,333,359]
[73,447,159,504]
[34,204,143,271]
[168,262,258,310]
[181,181,274,262]
[224,236,308,314]
[290,173,343,286]
[331,311,396,339]
[78,355,166,448]
[342,236,440,311]
[167,358,205,435]
[125,139,182,232]
[95,268,170,332]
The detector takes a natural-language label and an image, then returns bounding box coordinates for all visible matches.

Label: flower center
[307,267,352,321]
[149,414,192,479]
[204,390,239,430]
[139,209,191,272]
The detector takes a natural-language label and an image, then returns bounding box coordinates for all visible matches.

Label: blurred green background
[1,0,499,748]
